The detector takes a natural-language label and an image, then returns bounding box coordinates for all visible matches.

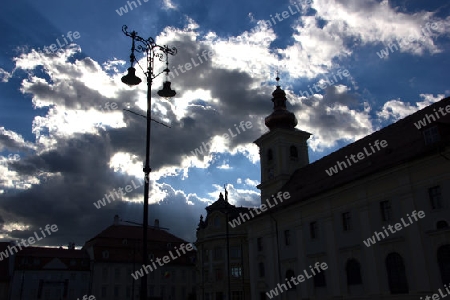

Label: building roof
[198,192,251,230]
[83,219,196,265]
[13,246,90,271]
[0,242,11,280]
[259,96,450,214]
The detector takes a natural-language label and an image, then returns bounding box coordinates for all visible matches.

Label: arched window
[385,252,408,294]
[285,269,296,290]
[258,262,265,277]
[437,220,449,230]
[290,145,298,158]
[267,149,273,161]
[346,259,362,285]
[438,245,450,285]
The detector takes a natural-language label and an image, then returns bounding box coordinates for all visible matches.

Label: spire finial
[224,184,228,202]
[275,70,280,86]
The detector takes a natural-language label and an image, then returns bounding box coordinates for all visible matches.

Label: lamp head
[121,67,142,86]
[157,81,176,98]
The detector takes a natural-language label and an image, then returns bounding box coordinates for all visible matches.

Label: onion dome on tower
[265,75,298,130]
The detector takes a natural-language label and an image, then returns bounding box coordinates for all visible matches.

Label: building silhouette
[196,81,450,299]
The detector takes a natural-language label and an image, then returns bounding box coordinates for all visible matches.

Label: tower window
[289,145,298,158]
[429,186,443,209]
[423,126,440,145]
[267,149,273,161]
[380,200,392,221]
[284,230,291,246]
[342,212,352,231]
[310,221,318,239]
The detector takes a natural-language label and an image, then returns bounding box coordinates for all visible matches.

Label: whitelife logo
[0,224,59,261]
[266,262,328,299]
[190,120,253,157]
[130,243,194,280]
[363,210,425,247]
[325,139,388,176]
[413,104,450,130]
[93,179,145,209]
[376,22,441,59]
[228,191,290,228]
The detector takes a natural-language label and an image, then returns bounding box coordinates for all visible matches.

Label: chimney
[113,214,120,225]
[154,219,160,229]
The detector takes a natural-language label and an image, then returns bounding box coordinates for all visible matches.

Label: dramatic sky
[0,0,449,247]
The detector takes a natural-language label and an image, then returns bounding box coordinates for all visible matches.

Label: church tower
[254,76,311,204]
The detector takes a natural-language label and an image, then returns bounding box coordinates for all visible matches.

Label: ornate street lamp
[121,25,177,300]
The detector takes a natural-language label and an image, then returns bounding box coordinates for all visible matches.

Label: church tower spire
[254,75,311,204]
[265,74,298,130]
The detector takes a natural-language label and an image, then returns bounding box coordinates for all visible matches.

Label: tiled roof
[85,224,189,244]
[83,224,196,265]
[261,96,450,214]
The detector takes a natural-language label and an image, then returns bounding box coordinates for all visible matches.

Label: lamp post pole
[121,25,177,300]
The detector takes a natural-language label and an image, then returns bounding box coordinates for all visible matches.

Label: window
[166,242,172,249]
[214,216,221,227]
[258,262,265,277]
[230,246,242,258]
[438,245,450,285]
[148,285,154,296]
[203,249,209,261]
[102,267,108,281]
[429,186,443,209]
[267,149,273,161]
[385,252,409,294]
[268,167,274,179]
[215,292,223,300]
[126,286,131,298]
[314,270,326,287]
[284,230,291,246]
[114,268,120,280]
[380,200,392,221]
[342,212,352,231]
[102,250,109,259]
[114,285,119,297]
[231,266,242,278]
[346,259,362,285]
[101,285,107,298]
[215,268,223,281]
[231,291,244,300]
[257,237,263,251]
[70,273,76,280]
[310,221,318,239]
[290,145,298,158]
[204,269,209,281]
[437,220,449,230]
[423,126,440,145]
[213,247,223,260]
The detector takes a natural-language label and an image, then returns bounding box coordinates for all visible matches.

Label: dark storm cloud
[0,128,209,244]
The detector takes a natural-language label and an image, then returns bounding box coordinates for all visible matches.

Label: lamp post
[121,25,177,300]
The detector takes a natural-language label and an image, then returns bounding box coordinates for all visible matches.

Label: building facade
[247,83,450,299]
[196,192,251,300]
[83,215,197,300]
[8,245,91,300]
